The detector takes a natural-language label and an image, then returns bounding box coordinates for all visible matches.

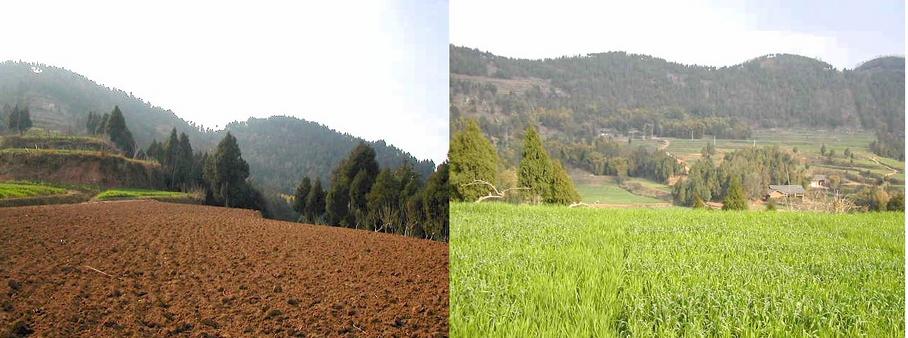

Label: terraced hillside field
[0,201,448,337]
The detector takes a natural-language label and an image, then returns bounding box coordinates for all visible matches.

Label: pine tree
[548,160,580,204]
[366,169,400,232]
[293,177,312,217]
[422,162,449,241]
[86,112,98,134]
[449,119,499,201]
[325,143,378,227]
[7,105,33,135]
[163,129,181,187]
[518,125,554,203]
[105,106,135,156]
[304,178,326,224]
[722,177,748,211]
[203,132,250,208]
[349,170,374,228]
[177,133,194,188]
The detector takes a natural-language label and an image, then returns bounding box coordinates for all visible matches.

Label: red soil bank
[0,201,448,337]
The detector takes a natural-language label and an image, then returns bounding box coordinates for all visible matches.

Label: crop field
[0,181,68,199]
[0,201,448,336]
[95,188,189,201]
[571,173,670,205]
[450,202,904,337]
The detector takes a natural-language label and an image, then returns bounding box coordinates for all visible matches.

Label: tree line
[547,137,684,184]
[291,143,449,241]
[672,146,807,207]
[449,118,579,205]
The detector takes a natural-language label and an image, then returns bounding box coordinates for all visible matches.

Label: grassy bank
[0,181,68,199]
[95,188,189,201]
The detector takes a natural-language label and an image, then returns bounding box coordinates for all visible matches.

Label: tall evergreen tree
[518,125,554,203]
[367,169,401,232]
[325,143,379,227]
[722,177,749,211]
[449,119,499,201]
[548,160,580,204]
[422,162,450,241]
[7,105,32,135]
[176,132,194,188]
[203,132,250,208]
[304,178,326,224]
[105,106,135,156]
[293,177,312,216]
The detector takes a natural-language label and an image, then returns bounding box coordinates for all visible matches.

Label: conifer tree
[449,119,499,201]
[7,105,32,135]
[518,125,554,203]
[326,143,378,227]
[293,177,312,217]
[422,162,449,241]
[548,160,580,204]
[366,169,400,232]
[105,106,135,156]
[203,132,250,208]
[304,178,326,224]
[722,177,748,210]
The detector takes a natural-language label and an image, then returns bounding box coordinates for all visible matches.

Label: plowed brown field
[0,201,448,337]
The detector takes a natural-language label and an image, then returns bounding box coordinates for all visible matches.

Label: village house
[810,174,829,189]
[766,184,806,200]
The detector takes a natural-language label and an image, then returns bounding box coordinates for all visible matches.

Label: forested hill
[450,45,904,136]
[0,61,206,147]
[221,116,435,192]
[0,61,434,193]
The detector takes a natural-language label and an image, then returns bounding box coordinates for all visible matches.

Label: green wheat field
[450,202,905,337]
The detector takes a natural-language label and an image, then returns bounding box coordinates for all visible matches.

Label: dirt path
[865,154,900,178]
[0,201,448,337]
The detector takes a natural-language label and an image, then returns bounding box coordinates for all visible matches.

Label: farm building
[766,185,806,199]
[810,175,829,189]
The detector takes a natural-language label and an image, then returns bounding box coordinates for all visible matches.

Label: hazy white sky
[451,0,904,69]
[0,0,449,163]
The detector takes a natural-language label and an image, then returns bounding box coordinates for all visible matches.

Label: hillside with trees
[0,61,434,195]
[450,45,905,161]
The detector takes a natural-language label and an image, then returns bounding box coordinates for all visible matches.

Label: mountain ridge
[0,61,435,193]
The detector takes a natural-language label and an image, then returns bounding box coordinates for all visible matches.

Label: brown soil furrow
[0,200,448,337]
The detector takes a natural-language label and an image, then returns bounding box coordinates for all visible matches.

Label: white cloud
[0,0,449,163]
[451,0,852,68]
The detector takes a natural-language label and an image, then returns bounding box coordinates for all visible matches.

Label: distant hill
[450,46,904,136]
[0,61,434,193]
[219,116,435,192]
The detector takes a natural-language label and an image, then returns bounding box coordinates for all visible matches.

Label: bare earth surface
[0,201,448,337]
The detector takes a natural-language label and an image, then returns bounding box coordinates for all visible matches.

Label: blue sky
[0,0,450,164]
[451,0,904,69]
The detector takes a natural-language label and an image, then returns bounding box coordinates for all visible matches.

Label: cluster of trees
[548,137,684,183]
[146,129,206,190]
[144,131,269,215]
[5,105,32,134]
[869,131,905,160]
[673,146,806,206]
[292,143,449,241]
[86,106,136,155]
[450,119,579,205]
